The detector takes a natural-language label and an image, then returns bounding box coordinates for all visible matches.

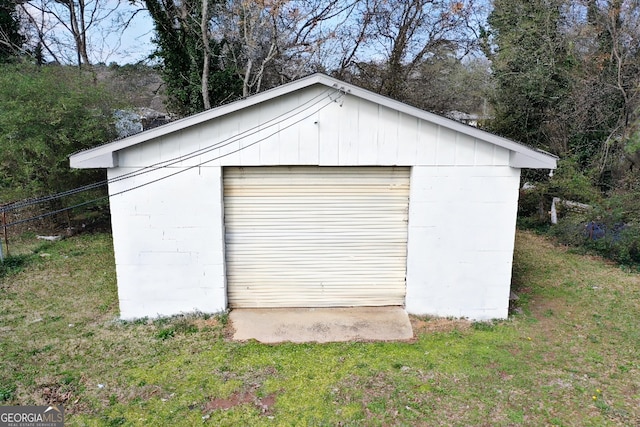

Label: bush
[547,158,601,204]
[549,194,640,267]
[517,187,551,231]
[589,223,640,265]
[518,157,601,231]
[0,63,121,202]
[518,156,640,266]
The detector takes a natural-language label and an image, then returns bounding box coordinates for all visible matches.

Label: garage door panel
[224,166,410,308]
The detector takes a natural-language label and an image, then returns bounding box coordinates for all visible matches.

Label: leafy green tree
[483,0,572,153]
[0,0,24,61]
[571,0,640,186]
[485,0,639,189]
[0,64,120,202]
[145,0,242,116]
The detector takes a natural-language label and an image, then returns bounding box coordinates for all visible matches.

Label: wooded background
[1,0,639,260]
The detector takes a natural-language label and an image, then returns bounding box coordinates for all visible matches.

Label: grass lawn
[0,231,639,426]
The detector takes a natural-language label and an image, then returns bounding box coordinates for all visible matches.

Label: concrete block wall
[107,165,226,319]
[405,165,521,320]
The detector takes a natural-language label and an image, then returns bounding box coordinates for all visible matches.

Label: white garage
[69,73,557,321]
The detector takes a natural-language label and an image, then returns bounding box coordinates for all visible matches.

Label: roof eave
[69,73,558,171]
[320,75,558,170]
[70,151,118,169]
[509,151,558,169]
[69,74,329,169]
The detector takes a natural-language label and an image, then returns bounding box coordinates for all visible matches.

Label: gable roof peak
[70,73,557,170]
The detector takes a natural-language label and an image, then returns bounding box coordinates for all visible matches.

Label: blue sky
[104,4,155,64]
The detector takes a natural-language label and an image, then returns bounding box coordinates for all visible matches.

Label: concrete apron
[229,306,414,344]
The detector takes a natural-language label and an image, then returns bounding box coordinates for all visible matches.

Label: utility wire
[0,180,107,213]
[102,89,339,186]
[3,93,343,228]
[1,88,337,214]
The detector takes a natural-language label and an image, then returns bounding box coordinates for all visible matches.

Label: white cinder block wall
[108,165,227,319]
[405,166,521,320]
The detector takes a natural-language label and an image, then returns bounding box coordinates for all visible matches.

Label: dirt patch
[203,390,277,416]
[409,316,471,335]
[35,381,94,415]
[40,384,73,406]
[191,317,221,329]
[204,392,254,411]
[258,393,277,413]
[223,319,236,341]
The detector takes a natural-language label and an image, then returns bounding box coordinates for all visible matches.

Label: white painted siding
[108,166,226,319]
[405,166,521,320]
[116,87,511,170]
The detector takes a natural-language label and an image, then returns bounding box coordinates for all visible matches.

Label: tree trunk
[201,0,211,109]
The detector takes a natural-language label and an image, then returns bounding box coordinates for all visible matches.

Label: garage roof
[69,73,558,170]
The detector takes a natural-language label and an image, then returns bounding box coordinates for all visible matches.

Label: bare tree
[201,0,212,108]
[19,2,61,62]
[332,0,479,101]
[213,0,358,97]
[20,0,143,66]
[329,0,377,77]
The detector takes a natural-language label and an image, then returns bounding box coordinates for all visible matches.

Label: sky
[30,0,491,66]
[22,0,157,65]
[98,3,156,64]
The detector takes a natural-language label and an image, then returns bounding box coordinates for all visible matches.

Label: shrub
[588,223,640,265]
[518,157,601,231]
[547,158,600,204]
[0,63,121,202]
[549,194,640,267]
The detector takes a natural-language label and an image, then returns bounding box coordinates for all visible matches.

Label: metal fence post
[0,210,4,262]
[1,210,7,259]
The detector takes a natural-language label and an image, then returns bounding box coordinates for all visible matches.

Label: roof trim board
[69,73,558,170]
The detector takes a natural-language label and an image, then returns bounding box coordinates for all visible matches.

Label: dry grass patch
[410,316,472,335]
[1,230,639,426]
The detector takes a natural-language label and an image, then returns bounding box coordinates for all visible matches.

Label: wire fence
[0,200,99,258]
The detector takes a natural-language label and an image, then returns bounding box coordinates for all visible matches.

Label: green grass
[1,231,639,426]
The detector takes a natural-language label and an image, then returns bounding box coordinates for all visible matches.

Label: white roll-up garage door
[224,166,410,308]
